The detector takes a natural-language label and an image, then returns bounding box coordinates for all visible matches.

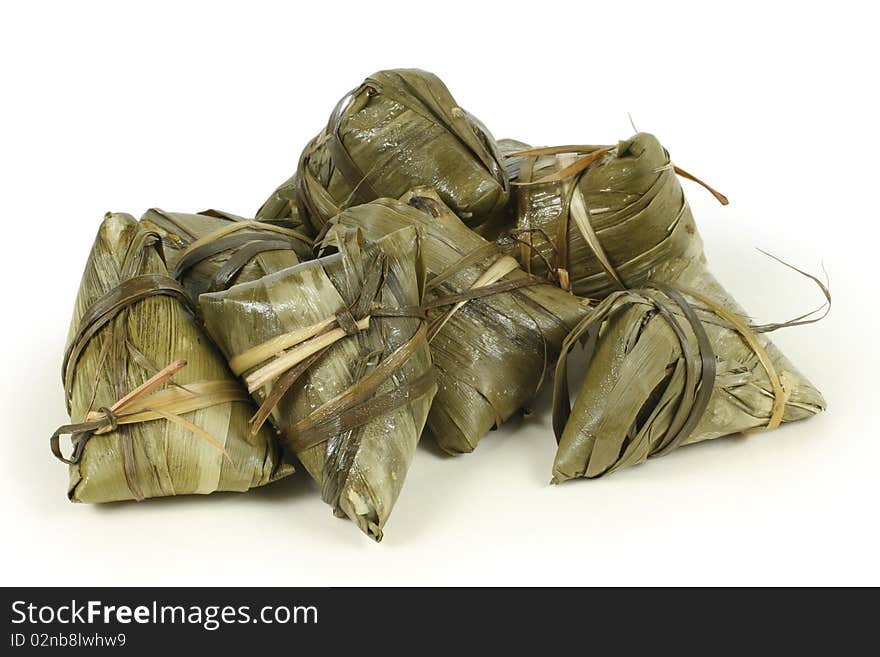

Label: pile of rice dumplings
[52,68,827,541]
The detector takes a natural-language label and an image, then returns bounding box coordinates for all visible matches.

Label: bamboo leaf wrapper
[486,133,721,298]
[140,208,313,302]
[551,191,826,480]
[199,227,435,540]
[257,69,509,234]
[56,213,292,502]
[322,190,592,454]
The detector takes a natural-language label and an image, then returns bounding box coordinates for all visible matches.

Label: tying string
[58,246,237,498]
[640,284,716,454]
[424,255,522,340]
[511,146,624,292]
[62,274,195,412]
[675,287,788,431]
[747,250,831,333]
[51,359,242,467]
[297,72,507,230]
[672,252,830,431]
[323,88,381,207]
[229,252,432,452]
[171,220,312,292]
[504,144,728,293]
[420,249,547,341]
[283,327,434,454]
[358,72,507,189]
[295,134,334,231]
[552,286,716,462]
[552,280,799,475]
[510,228,559,281]
[560,155,626,291]
[402,193,548,340]
[515,154,537,275]
[672,165,729,206]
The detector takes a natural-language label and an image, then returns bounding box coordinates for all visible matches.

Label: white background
[1,1,877,586]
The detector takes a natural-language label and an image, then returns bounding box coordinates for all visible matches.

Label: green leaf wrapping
[484,133,706,298]
[61,213,292,503]
[322,190,592,454]
[552,221,826,481]
[140,208,313,303]
[199,227,435,541]
[257,69,509,234]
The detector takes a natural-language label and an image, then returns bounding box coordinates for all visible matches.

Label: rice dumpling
[485,132,729,298]
[199,226,435,541]
[254,180,313,233]
[52,212,292,503]
[551,231,827,481]
[321,189,592,455]
[258,69,509,234]
[140,208,313,302]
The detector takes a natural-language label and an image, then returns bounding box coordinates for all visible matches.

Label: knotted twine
[53,271,243,500]
[228,248,434,456]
